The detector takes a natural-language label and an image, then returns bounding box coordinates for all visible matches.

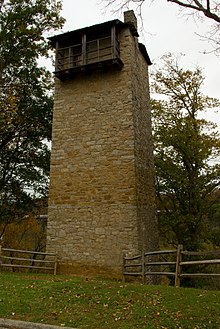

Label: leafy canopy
[152,53,220,250]
[0,0,64,232]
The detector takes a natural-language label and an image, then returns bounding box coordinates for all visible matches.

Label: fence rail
[0,246,57,275]
[123,245,220,287]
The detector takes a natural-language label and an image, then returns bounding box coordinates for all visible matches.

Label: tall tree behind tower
[0,0,64,237]
[152,54,220,250]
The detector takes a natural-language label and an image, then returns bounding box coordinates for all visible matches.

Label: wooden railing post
[54,253,57,275]
[141,250,146,284]
[122,253,126,282]
[175,244,183,287]
[0,245,2,267]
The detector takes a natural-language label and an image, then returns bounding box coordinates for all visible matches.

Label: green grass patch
[0,271,219,328]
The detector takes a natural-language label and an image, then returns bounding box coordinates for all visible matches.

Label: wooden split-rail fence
[123,245,220,287]
[0,246,57,275]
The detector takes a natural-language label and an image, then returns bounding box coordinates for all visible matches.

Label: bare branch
[104,0,220,53]
[207,0,210,12]
[167,0,220,23]
[196,24,220,55]
[105,0,220,23]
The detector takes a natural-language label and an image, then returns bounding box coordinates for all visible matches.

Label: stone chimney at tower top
[47,11,158,277]
[124,10,138,35]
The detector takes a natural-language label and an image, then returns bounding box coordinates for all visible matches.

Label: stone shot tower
[47,11,158,276]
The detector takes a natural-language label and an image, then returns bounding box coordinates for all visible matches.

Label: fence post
[122,253,126,282]
[175,244,183,287]
[53,253,57,275]
[0,245,2,266]
[141,250,146,284]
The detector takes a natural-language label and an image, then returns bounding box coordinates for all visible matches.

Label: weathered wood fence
[0,246,57,275]
[123,245,220,287]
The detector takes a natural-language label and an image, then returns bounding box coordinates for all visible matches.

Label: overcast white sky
[53,0,219,128]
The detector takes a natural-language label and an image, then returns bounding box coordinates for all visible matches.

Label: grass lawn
[0,271,219,329]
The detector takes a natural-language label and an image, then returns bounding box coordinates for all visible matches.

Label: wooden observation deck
[49,20,125,80]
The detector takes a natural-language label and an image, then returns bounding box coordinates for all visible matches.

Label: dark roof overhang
[138,43,152,66]
[49,19,123,46]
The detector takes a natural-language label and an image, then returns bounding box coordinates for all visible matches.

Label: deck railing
[56,36,120,72]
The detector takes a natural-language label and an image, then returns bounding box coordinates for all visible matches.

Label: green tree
[0,0,64,237]
[152,54,220,250]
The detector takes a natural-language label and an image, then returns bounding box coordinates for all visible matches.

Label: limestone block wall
[47,23,158,276]
[130,37,159,253]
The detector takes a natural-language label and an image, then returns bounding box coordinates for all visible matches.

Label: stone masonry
[47,11,159,276]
